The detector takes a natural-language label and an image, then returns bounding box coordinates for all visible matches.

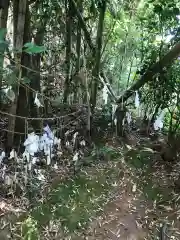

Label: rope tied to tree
[0,109,80,121]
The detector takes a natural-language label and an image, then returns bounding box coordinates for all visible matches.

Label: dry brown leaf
[159,205,173,211]
[132,184,137,193]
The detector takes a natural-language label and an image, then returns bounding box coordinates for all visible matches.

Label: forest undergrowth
[0,131,180,240]
[0,0,180,239]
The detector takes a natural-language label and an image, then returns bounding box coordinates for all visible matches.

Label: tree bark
[7,0,27,147]
[63,0,72,103]
[14,2,31,144]
[74,0,82,102]
[0,0,9,109]
[29,11,48,132]
[90,0,106,110]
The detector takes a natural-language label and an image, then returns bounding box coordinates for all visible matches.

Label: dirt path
[81,143,180,240]
[82,175,149,240]
[85,195,147,240]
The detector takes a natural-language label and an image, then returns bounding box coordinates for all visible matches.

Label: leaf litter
[0,134,180,239]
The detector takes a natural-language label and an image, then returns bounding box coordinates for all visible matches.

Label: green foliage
[0,28,8,52]
[23,42,46,54]
[0,28,6,39]
[163,109,180,136]
[102,0,180,99]
[21,217,39,240]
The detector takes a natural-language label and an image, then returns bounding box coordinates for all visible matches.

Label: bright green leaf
[24,42,46,54]
[24,42,34,48]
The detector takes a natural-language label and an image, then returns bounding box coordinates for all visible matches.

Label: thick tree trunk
[29,15,47,132]
[63,0,72,103]
[74,0,82,102]
[14,3,31,144]
[90,0,106,110]
[7,0,27,147]
[0,0,9,109]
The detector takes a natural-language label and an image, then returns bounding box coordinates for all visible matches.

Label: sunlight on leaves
[24,42,46,54]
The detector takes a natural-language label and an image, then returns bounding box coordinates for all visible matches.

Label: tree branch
[117,42,180,103]
[71,0,95,54]
[72,0,116,102]
[72,0,180,106]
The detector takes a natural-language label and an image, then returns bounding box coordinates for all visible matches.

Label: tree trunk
[7,0,27,147]
[71,0,95,53]
[116,104,127,136]
[63,0,72,103]
[72,0,114,103]
[29,15,47,132]
[74,0,82,102]
[90,0,106,110]
[0,0,9,109]
[116,42,180,103]
[14,2,31,144]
